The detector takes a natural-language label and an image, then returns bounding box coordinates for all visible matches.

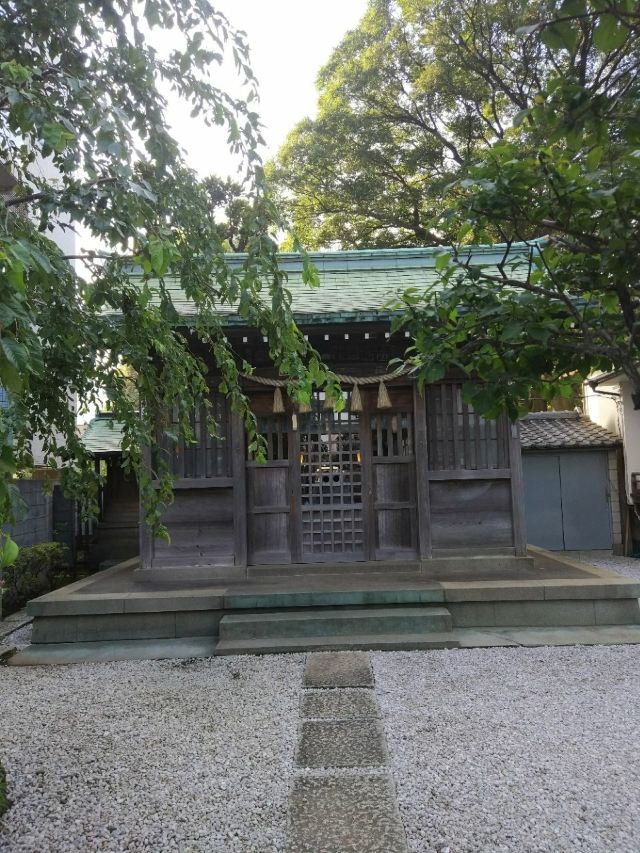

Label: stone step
[214,631,460,655]
[247,560,420,579]
[225,586,444,610]
[219,606,453,641]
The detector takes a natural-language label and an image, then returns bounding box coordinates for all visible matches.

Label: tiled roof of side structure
[519,412,620,450]
[81,413,124,455]
[117,243,534,324]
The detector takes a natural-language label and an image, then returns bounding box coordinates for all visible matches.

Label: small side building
[585,372,640,553]
[520,411,622,553]
[81,412,138,568]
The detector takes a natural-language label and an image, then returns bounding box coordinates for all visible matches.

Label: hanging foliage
[0,0,339,558]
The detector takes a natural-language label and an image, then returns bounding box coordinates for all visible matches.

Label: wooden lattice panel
[300,395,364,558]
[426,383,510,471]
[157,392,231,479]
[371,411,414,458]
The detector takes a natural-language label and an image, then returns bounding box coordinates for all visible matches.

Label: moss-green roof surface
[81,413,124,455]
[120,243,534,325]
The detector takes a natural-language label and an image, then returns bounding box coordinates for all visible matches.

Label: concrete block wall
[4,480,53,547]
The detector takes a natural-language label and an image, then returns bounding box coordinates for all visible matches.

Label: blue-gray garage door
[522,451,612,550]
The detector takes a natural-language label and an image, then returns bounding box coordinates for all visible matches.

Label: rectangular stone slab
[304,651,373,688]
[297,719,386,768]
[287,774,408,853]
[301,688,380,720]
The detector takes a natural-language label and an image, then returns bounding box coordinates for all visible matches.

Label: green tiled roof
[81,413,124,455]
[119,242,534,325]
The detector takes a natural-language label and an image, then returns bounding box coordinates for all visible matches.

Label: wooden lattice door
[299,393,365,561]
[369,402,418,559]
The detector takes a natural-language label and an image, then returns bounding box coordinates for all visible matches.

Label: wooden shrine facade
[140,323,527,576]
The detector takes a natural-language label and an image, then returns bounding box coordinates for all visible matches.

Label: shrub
[0,542,71,616]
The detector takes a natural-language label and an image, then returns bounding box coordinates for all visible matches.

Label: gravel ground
[1,624,32,650]
[579,551,640,581]
[374,645,640,853]
[0,654,304,853]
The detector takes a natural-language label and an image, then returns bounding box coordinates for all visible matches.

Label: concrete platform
[10,624,640,665]
[9,550,640,663]
[9,635,217,665]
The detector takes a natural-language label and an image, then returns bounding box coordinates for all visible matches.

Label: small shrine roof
[519,411,620,450]
[81,413,125,456]
[116,242,534,325]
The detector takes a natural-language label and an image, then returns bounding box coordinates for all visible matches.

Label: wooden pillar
[231,411,248,569]
[359,401,375,562]
[509,420,527,556]
[139,444,154,570]
[413,381,432,559]
[289,411,303,563]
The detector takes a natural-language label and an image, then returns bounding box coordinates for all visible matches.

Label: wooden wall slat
[231,411,247,568]
[289,417,303,562]
[414,383,432,559]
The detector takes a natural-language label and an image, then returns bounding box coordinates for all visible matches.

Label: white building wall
[583,383,620,436]
[619,380,640,499]
[32,155,76,259]
[585,376,640,500]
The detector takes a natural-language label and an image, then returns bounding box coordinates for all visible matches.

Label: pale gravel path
[1,623,32,650]
[578,551,640,581]
[373,645,640,853]
[0,654,304,853]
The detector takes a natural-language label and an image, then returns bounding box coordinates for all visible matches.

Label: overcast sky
[166,0,368,179]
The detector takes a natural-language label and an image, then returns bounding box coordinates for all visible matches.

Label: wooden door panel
[374,463,412,504]
[249,465,289,509]
[370,404,418,559]
[560,452,612,550]
[249,512,290,562]
[376,507,414,551]
[247,414,291,564]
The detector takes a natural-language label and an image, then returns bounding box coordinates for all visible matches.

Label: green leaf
[42,121,75,152]
[6,261,25,293]
[0,359,23,393]
[456,223,473,242]
[541,21,579,52]
[0,446,17,475]
[593,14,627,52]
[302,255,320,287]
[586,146,603,170]
[0,336,29,370]
[560,0,587,15]
[149,240,165,276]
[0,536,19,569]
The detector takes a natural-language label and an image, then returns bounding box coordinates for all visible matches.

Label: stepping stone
[297,719,386,768]
[287,774,408,853]
[301,688,380,720]
[303,651,373,688]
